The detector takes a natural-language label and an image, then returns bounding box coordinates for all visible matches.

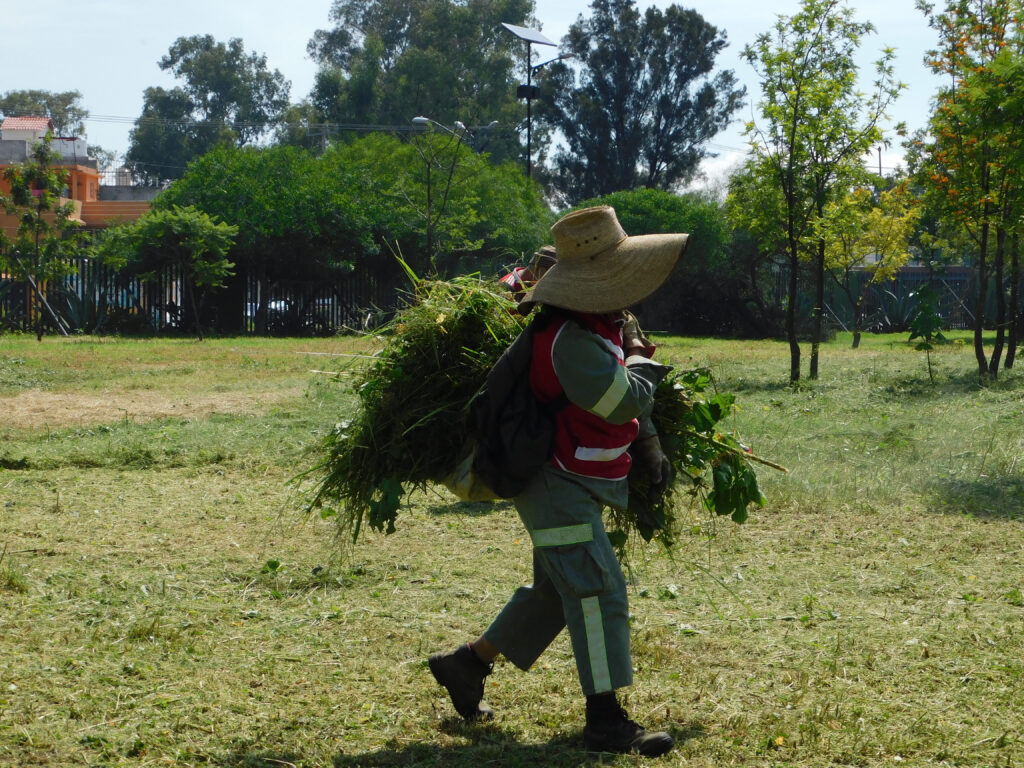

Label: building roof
[1,116,54,132]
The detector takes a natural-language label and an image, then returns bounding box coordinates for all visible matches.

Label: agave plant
[55,283,110,334]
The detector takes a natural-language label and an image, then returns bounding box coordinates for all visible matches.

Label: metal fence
[0,258,185,335]
[0,258,1005,338]
[829,265,977,332]
[0,256,407,336]
[243,257,407,335]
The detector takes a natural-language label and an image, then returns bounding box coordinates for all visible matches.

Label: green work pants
[483,466,632,696]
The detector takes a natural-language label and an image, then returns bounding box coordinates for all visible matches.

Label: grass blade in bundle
[306,275,780,550]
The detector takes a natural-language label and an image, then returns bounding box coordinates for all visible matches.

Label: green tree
[0,89,88,136]
[908,283,946,383]
[903,128,959,272]
[741,0,902,381]
[156,144,377,332]
[0,137,81,339]
[331,132,551,275]
[304,0,531,164]
[918,0,1024,378]
[104,206,236,340]
[125,36,291,184]
[272,102,324,151]
[536,0,743,204]
[726,160,791,337]
[817,183,919,347]
[156,135,551,329]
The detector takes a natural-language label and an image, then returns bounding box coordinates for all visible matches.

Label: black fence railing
[0,255,407,336]
[765,264,977,335]
[243,257,407,335]
[837,265,976,332]
[0,257,1006,338]
[1,258,185,335]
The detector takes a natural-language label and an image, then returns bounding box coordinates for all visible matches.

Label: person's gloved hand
[631,435,672,500]
[621,311,656,358]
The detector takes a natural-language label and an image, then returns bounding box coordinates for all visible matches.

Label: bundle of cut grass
[307,275,526,541]
[307,274,778,549]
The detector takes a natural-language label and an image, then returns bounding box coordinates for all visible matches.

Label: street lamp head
[533,53,576,74]
[410,116,497,151]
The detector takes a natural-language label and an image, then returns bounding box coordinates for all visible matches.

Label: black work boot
[428,643,494,721]
[583,700,674,757]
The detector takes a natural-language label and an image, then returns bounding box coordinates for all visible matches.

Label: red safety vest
[530,313,638,480]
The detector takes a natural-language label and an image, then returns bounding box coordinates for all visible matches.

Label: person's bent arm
[551,321,670,425]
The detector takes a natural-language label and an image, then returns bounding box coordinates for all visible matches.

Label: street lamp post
[501,23,560,179]
[411,117,453,258]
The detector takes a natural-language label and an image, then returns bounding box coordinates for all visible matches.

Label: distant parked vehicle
[248,297,334,336]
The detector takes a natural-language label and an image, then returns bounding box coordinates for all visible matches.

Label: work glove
[632,435,672,499]
[621,311,656,358]
[629,435,673,538]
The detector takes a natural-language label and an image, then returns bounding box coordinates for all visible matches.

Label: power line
[84,113,423,133]
[71,113,910,174]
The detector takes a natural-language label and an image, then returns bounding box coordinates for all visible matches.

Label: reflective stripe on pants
[483,466,632,696]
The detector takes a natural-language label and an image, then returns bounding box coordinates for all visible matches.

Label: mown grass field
[1,331,1021,767]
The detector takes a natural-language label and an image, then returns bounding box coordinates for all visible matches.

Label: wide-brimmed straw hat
[518,206,688,314]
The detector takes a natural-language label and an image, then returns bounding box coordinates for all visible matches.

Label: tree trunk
[974,219,990,378]
[989,226,1007,376]
[186,278,204,341]
[787,247,801,383]
[747,257,780,337]
[1006,232,1019,369]
[254,265,268,335]
[852,297,863,349]
[809,238,825,379]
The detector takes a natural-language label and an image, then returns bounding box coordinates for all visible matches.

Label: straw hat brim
[518,233,689,314]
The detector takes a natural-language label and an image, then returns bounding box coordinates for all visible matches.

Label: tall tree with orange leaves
[918,0,1024,378]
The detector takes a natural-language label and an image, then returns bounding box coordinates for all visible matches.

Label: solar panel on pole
[500,24,556,179]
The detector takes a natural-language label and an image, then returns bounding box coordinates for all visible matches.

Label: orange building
[0,115,150,239]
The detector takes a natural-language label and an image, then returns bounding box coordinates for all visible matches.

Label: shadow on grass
[927,475,1024,520]
[428,499,513,518]
[875,368,1024,398]
[216,721,703,767]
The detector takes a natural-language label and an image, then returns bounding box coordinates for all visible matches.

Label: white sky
[2,0,943,183]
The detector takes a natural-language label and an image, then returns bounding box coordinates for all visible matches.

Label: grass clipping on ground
[306,275,767,551]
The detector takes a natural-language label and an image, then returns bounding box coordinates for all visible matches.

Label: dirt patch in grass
[0,387,300,430]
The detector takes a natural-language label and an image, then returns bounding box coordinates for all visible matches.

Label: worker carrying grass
[499,244,558,303]
[429,206,689,757]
